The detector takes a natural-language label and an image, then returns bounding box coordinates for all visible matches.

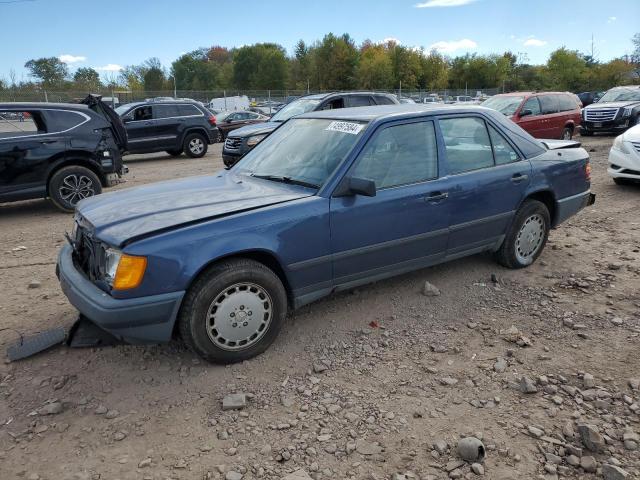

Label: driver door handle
[424,191,448,203]
[511,173,529,183]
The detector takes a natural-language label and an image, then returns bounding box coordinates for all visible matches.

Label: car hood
[76,172,313,247]
[585,101,640,109]
[228,121,280,138]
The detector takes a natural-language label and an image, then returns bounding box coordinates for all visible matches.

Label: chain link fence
[0,87,502,107]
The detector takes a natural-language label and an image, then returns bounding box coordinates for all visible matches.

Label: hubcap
[515,214,545,264]
[59,174,95,205]
[206,283,272,351]
[563,130,571,140]
[189,138,204,154]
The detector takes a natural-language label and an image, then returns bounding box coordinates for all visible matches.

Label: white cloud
[95,64,123,72]
[59,54,86,64]
[428,38,477,53]
[415,0,476,7]
[607,16,616,23]
[523,38,547,47]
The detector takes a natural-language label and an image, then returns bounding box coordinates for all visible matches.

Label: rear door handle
[40,139,57,144]
[511,173,529,183]
[424,191,448,203]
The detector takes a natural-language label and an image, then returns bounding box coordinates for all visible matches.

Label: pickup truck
[57,105,595,363]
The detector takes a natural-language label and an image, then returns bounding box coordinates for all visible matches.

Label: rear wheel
[178,259,287,363]
[496,200,550,269]
[166,149,182,157]
[184,133,208,158]
[48,165,102,213]
[561,127,572,140]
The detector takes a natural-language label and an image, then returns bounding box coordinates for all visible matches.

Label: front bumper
[56,244,184,344]
[222,151,243,167]
[608,147,640,180]
[555,190,595,226]
[581,119,630,134]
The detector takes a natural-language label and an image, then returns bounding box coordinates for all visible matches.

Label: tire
[183,132,208,158]
[48,165,102,213]
[178,258,288,364]
[561,127,572,140]
[613,177,634,186]
[216,130,224,143]
[496,199,550,269]
[166,149,182,157]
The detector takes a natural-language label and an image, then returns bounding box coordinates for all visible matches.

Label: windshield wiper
[250,174,319,189]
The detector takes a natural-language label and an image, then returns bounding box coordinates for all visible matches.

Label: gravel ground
[0,137,639,480]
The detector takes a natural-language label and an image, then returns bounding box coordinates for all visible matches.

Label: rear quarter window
[558,95,579,112]
[374,95,396,105]
[0,110,48,138]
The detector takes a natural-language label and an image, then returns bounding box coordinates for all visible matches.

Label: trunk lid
[541,139,581,150]
[81,94,128,150]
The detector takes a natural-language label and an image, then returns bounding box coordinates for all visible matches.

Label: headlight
[612,135,630,154]
[246,134,267,147]
[104,247,147,290]
[622,107,632,117]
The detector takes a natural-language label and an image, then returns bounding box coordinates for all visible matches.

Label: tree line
[4,32,640,95]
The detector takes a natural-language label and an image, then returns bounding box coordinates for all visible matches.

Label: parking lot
[1,136,639,479]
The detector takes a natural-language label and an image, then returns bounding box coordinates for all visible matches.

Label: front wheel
[178,259,287,363]
[48,165,102,213]
[561,127,572,140]
[496,200,550,269]
[184,133,208,158]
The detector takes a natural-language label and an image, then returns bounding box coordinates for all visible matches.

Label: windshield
[598,88,640,103]
[269,98,321,122]
[482,96,524,115]
[235,118,366,188]
[216,111,233,121]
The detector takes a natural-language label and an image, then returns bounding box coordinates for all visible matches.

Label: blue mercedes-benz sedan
[57,104,595,363]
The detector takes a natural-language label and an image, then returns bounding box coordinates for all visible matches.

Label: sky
[0,0,638,82]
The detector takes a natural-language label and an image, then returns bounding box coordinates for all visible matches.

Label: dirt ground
[0,136,639,480]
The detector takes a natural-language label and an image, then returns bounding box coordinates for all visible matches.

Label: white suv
[608,124,640,185]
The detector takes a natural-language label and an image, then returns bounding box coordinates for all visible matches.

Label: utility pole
[173,76,177,99]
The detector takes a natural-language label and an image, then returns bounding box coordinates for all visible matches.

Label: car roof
[0,102,90,110]
[300,91,395,101]
[297,103,492,122]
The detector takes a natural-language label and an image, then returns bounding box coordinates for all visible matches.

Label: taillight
[585,161,592,182]
[208,115,216,126]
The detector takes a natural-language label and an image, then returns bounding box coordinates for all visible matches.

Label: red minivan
[482,92,582,140]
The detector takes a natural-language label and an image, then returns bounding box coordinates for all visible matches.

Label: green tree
[233,43,288,90]
[388,43,422,89]
[24,57,68,85]
[73,67,101,90]
[171,49,221,91]
[314,33,359,90]
[631,33,640,64]
[142,57,167,91]
[421,50,449,90]
[546,48,587,91]
[356,42,393,89]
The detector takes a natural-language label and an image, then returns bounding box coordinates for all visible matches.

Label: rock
[226,472,243,480]
[433,439,448,454]
[493,357,507,373]
[580,456,597,473]
[312,363,328,374]
[457,437,486,463]
[583,373,595,388]
[577,424,605,452]
[138,458,152,468]
[38,402,63,415]
[422,281,440,296]
[629,378,640,391]
[440,377,458,386]
[527,426,544,438]
[282,470,313,480]
[602,464,629,480]
[471,463,484,475]
[113,431,127,441]
[28,280,41,289]
[355,439,382,455]
[105,409,119,419]
[566,455,580,467]
[95,405,108,415]
[222,393,247,411]
[520,376,538,394]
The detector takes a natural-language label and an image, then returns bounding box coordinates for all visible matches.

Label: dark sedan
[216,111,269,141]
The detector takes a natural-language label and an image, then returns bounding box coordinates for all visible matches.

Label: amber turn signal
[113,255,147,290]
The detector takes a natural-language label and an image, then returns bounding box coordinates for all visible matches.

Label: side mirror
[339,176,376,197]
[519,109,533,118]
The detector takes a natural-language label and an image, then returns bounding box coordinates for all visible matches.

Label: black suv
[116,99,219,158]
[222,92,399,167]
[581,86,640,136]
[0,95,127,212]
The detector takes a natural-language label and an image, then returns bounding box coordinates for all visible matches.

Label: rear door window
[539,95,559,115]
[154,104,180,119]
[347,96,373,107]
[0,110,46,137]
[439,117,494,174]
[177,104,201,116]
[521,97,541,116]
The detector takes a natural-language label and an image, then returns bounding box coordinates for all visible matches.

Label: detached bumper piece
[5,316,124,362]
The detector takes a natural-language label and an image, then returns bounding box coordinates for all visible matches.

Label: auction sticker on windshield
[325,121,364,135]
